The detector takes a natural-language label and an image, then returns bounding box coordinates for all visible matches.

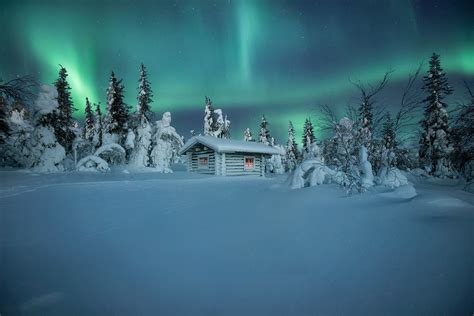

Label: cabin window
[198,154,209,169]
[244,156,255,170]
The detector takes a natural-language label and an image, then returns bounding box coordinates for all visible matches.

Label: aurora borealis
[1,0,473,142]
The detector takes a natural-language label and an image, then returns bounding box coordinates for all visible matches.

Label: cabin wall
[184,142,270,176]
[222,152,264,176]
[187,144,216,175]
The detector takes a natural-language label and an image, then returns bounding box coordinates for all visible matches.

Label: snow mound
[94,144,126,165]
[379,184,417,200]
[377,168,409,188]
[290,159,335,189]
[76,155,110,173]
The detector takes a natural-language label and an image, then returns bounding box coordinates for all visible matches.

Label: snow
[76,155,110,173]
[180,135,282,155]
[0,171,472,315]
[94,143,126,165]
[32,85,58,116]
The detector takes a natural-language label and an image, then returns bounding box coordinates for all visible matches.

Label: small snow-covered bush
[289,159,335,189]
[95,143,126,165]
[76,155,110,173]
[377,168,408,189]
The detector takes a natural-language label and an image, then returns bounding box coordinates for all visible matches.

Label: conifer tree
[243,128,253,141]
[83,97,95,142]
[203,96,215,135]
[137,63,153,119]
[418,53,453,176]
[259,115,271,145]
[286,121,298,171]
[54,65,76,153]
[94,102,103,148]
[302,118,316,154]
[104,71,129,143]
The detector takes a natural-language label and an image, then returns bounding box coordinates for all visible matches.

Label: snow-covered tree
[150,112,184,172]
[418,53,454,177]
[259,115,271,145]
[83,97,95,143]
[243,128,253,141]
[333,117,360,192]
[54,66,76,154]
[0,96,9,144]
[130,117,153,168]
[104,71,129,145]
[452,82,474,180]
[93,102,103,149]
[203,96,230,138]
[128,64,155,168]
[302,118,316,157]
[203,96,215,136]
[137,63,153,119]
[286,121,298,171]
[267,145,286,174]
[29,85,66,172]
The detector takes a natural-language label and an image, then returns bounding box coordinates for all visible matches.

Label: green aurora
[1,0,473,142]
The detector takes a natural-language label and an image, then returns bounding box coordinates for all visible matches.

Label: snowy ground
[0,169,473,315]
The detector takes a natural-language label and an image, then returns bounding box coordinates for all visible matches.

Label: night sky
[1,0,473,142]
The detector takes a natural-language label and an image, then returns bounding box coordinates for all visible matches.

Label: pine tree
[94,102,103,148]
[104,71,129,143]
[243,128,253,141]
[83,97,95,142]
[286,121,298,171]
[54,65,76,153]
[419,53,453,176]
[302,118,316,154]
[259,115,271,145]
[137,63,153,119]
[221,114,231,139]
[203,96,215,135]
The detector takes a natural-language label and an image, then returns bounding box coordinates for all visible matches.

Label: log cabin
[179,136,282,176]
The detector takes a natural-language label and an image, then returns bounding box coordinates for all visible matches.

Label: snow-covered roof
[179,136,282,155]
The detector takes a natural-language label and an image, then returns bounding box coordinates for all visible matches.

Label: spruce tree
[286,121,298,171]
[104,71,129,142]
[83,97,95,142]
[259,115,271,145]
[137,63,153,119]
[418,53,453,176]
[302,118,316,154]
[243,128,253,141]
[94,102,103,148]
[203,96,215,135]
[54,65,76,153]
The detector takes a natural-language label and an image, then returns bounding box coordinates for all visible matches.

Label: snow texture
[76,155,110,173]
[0,171,472,315]
[94,143,126,165]
[180,135,282,155]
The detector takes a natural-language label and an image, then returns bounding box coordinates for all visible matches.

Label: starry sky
[1,0,473,142]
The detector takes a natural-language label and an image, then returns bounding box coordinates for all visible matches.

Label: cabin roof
[179,135,283,155]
